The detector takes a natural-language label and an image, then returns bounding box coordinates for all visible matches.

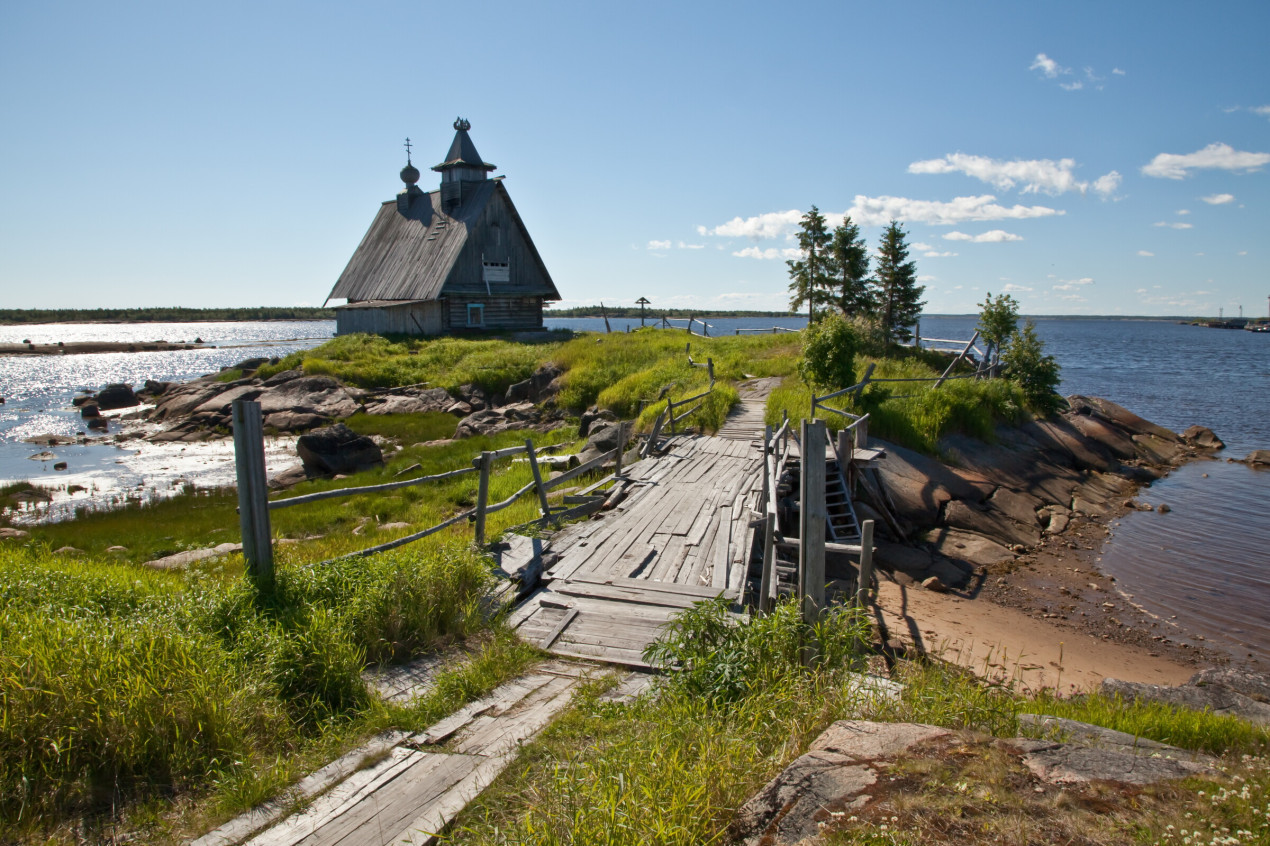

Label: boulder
[80,403,100,418]
[0,528,29,540]
[1241,449,1270,467]
[366,388,454,416]
[296,424,384,475]
[455,383,489,411]
[1132,432,1184,464]
[1020,418,1118,472]
[95,382,140,410]
[1190,668,1270,703]
[454,402,542,438]
[1068,395,1180,443]
[263,411,329,432]
[142,379,172,396]
[87,417,108,431]
[1009,737,1212,786]
[257,375,358,419]
[504,363,564,404]
[578,406,617,438]
[192,384,264,416]
[1101,677,1270,725]
[922,528,1015,569]
[261,368,306,387]
[1181,425,1224,450]
[1063,413,1139,460]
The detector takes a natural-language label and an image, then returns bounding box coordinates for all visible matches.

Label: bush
[1001,320,1062,415]
[797,312,859,391]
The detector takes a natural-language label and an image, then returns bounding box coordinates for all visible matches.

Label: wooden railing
[231,399,627,585]
[755,417,875,622]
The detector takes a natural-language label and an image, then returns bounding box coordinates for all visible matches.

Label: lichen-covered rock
[1181,425,1224,450]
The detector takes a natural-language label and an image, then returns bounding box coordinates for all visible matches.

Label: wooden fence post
[474,451,491,545]
[799,419,827,628]
[856,519,874,609]
[759,512,776,614]
[667,397,676,435]
[525,438,554,526]
[613,422,626,479]
[760,424,771,514]
[856,416,868,450]
[232,399,273,590]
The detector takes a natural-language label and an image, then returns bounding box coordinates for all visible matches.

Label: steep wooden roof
[326,180,559,304]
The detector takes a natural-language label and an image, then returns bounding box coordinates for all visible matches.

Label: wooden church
[325,119,560,336]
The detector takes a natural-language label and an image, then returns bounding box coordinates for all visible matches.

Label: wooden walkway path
[510,380,778,667]
[197,661,611,846]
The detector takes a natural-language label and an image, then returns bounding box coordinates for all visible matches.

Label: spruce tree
[786,206,832,323]
[873,220,924,343]
[826,216,872,318]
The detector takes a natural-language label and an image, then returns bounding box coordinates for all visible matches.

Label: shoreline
[0,341,210,356]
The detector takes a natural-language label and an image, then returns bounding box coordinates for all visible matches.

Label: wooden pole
[915,320,921,351]
[706,357,714,385]
[474,451,491,545]
[600,302,612,333]
[759,512,776,614]
[856,519,874,608]
[232,399,273,590]
[799,419,827,628]
[613,422,626,479]
[760,424,771,514]
[934,329,980,388]
[667,398,676,435]
[525,438,553,526]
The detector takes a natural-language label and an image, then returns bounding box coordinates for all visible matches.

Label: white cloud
[943,229,1023,242]
[1059,80,1084,91]
[908,153,1111,195]
[1137,250,1154,257]
[1112,67,1126,75]
[924,251,958,257]
[1030,53,1068,78]
[1092,170,1122,198]
[700,209,803,240]
[911,242,933,251]
[732,246,802,260]
[1053,277,1095,291]
[1177,209,1190,215]
[1251,106,1270,118]
[1201,193,1236,205]
[1136,288,1147,294]
[917,275,937,283]
[1153,221,1194,229]
[847,194,1061,226]
[1141,142,1270,179]
[647,240,671,250]
[1238,250,1248,256]
[1003,283,1033,292]
[678,241,705,250]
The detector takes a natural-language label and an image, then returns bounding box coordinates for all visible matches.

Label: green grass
[0,539,506,836]
[765,353,1029,454]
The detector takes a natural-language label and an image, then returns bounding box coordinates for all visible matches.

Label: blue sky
[2,1,1267,317]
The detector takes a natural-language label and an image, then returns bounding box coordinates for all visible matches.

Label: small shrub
[1002,320,1062,415]
[797,312,859,391]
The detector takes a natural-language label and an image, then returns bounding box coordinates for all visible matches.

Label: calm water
[1,316,1266,661]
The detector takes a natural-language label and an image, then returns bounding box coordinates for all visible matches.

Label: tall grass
[765,354,1028,454]
[0,539,496,830]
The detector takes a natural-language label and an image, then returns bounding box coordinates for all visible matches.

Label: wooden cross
[404,137,413,163]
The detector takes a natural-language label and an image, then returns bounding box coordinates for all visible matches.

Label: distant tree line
[787,207,924,344]
[0,307,335,325]
[545,306,795,318]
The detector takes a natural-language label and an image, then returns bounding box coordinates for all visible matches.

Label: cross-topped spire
[404,137,413,165]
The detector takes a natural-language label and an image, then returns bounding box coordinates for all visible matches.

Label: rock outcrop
[862,395,1223,590]
[734,718,1214,845]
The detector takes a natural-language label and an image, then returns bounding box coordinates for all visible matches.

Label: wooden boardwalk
[510,380,778,667]
[198,661,601,846]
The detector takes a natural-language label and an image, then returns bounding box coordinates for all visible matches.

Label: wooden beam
[232,399,273,590]
[800,419,827,628]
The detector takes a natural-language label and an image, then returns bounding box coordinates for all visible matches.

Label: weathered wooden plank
[552,580,724,608]
[391,753,514,846]
[539,608,579,649]
[452,677,577,758]
[711,506,732,589]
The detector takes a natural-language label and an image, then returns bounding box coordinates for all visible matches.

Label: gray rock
[1016,739,1213,785]
[987,487,1043,528]
[95,382,140,410]
[1064,412,1139,460]
[504,363,563,404]
[192,384,264,416]
[1018,714,1206,759]
[1068,395,1180,443]
[1190,668,1270,703]
[257,375,358,419]
[454,402,542,438]
[922,528,1015,568]
[366,388,454,416]
[873,541,932,577]
[578,407,617,438]
[1021,418,1119,472]
[0,528,29,539]
[921,576,948,592]
[296,424,384,475]
[734,752,876,845]
[1132,432,1184,464]
[1241,449,1270,467]
[944,500,1040,547]
[1181,425,1224,450]
[80,403,100,418]
[264,410,330,432]
[144,542,243,570]
[1102,677,1270,725]
[261,368,305,387]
